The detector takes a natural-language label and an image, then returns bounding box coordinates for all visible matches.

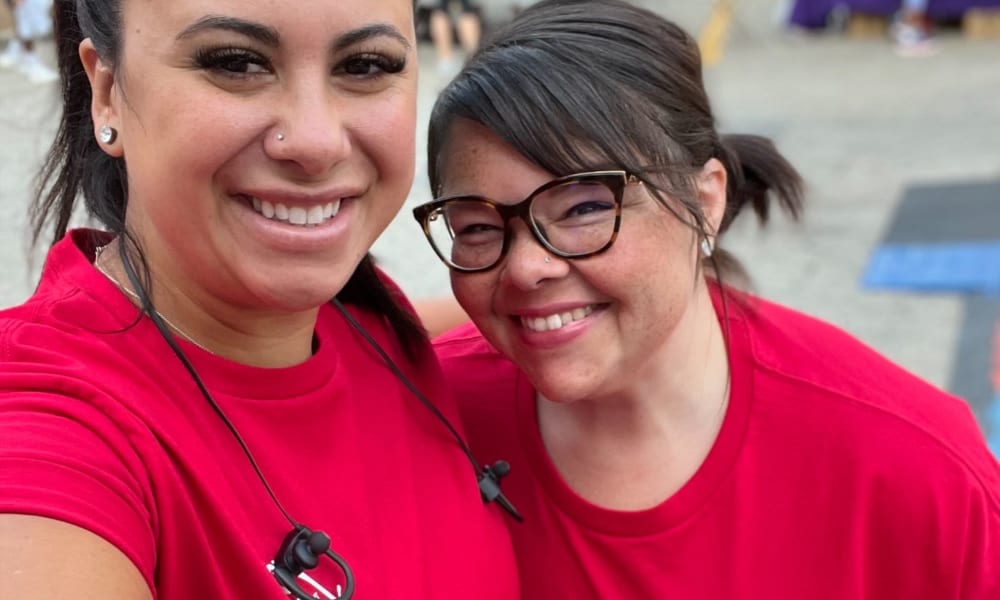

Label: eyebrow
[177,17,412,52]
[334,23,412,53]
[177,16,280,46]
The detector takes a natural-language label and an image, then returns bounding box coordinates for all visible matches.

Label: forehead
[121,0,415,43]
[440,119,555,200]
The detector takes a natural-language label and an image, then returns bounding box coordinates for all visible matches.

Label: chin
[251,274,352,312]
[530,371,598,405]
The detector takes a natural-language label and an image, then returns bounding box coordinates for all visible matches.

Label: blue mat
[863,242,1000,293]
[863,179,1000,293]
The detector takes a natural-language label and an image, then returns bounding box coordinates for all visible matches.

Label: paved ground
[2,2,999,429]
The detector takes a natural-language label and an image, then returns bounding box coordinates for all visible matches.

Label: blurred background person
[429,0,482,76]
[0,0,56,83]
[891,0,938,55]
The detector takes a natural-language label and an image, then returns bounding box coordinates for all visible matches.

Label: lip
[512,301,599,319]
[231,190,360,252]
[240,185,366,207]
[508,302,606,350]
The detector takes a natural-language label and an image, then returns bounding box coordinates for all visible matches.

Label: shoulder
[1,230,120,352]
[727,288,964,414]
[726,289,1000,508]
[433,321,497,357]
[733,290,972,425]
[432,321,523,413]
[433,322,520,385]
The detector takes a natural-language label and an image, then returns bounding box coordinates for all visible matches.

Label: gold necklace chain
[93,244,214,353]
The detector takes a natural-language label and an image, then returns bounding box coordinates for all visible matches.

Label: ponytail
[715,134,804,234]
[703,134,804,288]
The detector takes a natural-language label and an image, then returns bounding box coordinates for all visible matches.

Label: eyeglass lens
[424,179,618,270]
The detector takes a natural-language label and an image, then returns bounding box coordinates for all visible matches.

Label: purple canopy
[789,0,1000,29]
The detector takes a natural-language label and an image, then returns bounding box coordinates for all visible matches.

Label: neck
[536,282,730,509]
[94,243,318,368]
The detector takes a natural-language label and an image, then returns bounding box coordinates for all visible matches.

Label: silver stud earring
[276,132,286,141]
[544,256,552,263]
[700,238,714,258]
[98,125,117,145]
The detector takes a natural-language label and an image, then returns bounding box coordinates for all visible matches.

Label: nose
[266,79,352,178]
[498,221,568,290]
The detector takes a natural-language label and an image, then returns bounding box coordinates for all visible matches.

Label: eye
[564,200,614,219]
[339,52,406,78]
[194,46,271,78]
[446,204,504,244]
[457,223,503,237]
[531,181,617,229]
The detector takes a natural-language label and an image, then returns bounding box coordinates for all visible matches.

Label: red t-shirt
[0,230,518,599]
[434,288,1000,599]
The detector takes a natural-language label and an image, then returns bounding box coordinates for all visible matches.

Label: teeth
[249,196,342,227]
[521,305,595,332]
[288,206,307,225]
[307,205,325,225]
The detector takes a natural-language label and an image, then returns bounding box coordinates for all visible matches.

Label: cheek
[450,273,493,318]
[589,225,697,301]
[358,91,416,179]
[121,85,261,181]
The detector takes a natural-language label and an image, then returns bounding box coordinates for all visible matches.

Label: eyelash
[194,46,268,79]
[193,46,407,80]
[343,52,406,77]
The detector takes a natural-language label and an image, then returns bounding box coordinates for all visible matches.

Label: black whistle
[478,460,524,522]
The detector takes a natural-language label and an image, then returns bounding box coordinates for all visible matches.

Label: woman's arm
[413,296,470,338]
[0,514,152,599]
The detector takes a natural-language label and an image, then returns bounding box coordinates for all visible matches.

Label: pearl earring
[99,125,117,145]
[700,238,714,258]
[276,132,286,141]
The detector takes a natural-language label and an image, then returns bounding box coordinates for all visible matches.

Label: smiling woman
[0,0,518,599]
[415,0,1000,597]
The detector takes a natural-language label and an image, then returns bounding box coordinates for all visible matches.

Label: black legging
[436,0,476,13]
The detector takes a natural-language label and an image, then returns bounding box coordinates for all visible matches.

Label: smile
[520,305,596,332]
[248,196,342,227]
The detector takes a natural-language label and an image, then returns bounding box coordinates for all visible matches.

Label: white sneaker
[18,52,58,83]
[0,40,25,69]
[890,15,939,58]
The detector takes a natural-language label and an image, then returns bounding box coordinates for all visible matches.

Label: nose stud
[544,256,552,263]
[276,132,286,141]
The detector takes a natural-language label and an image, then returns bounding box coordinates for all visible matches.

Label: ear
[79,39,124,158]
[696,157,727,238]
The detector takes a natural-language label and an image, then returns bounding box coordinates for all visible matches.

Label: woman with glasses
[413,0,1000,597]
[0,0,519,598]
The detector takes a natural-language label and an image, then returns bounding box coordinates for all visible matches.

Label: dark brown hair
[427,0,804,283]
